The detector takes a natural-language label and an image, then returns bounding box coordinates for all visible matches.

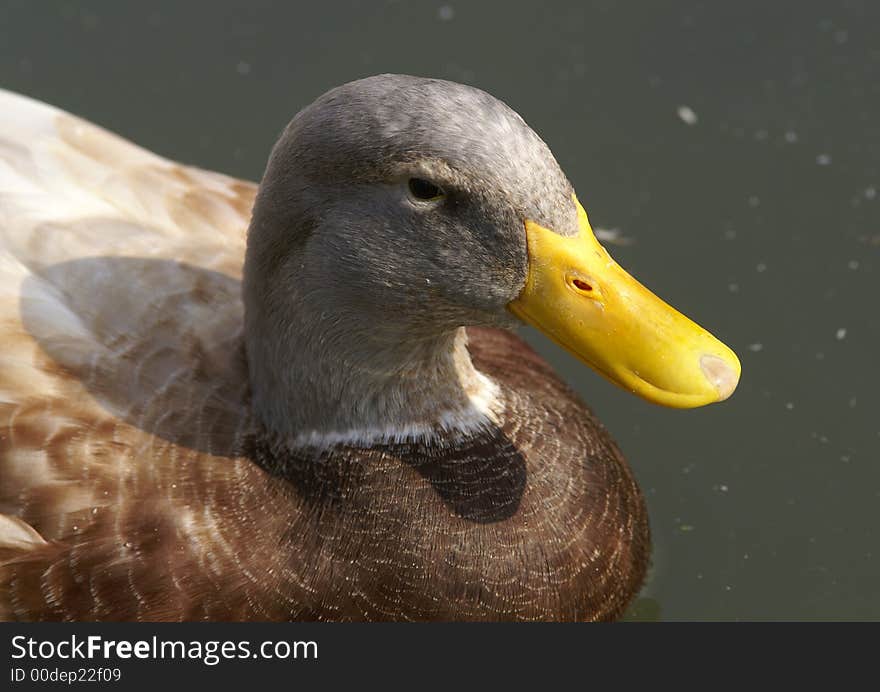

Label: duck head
[243,74,740,447]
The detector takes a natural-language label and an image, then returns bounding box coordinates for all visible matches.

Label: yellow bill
[509,196,740,408]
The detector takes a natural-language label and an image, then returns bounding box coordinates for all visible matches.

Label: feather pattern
[0,89,648,621]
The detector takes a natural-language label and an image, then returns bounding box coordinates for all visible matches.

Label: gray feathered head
[243,74,739,441]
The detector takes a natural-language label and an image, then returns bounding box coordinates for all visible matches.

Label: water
[1,0,877,620]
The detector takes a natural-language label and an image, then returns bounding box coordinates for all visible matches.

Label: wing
[0,89,265,620]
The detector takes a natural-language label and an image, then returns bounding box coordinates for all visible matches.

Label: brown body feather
[1,320,648,621]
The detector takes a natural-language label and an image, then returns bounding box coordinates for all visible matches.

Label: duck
[0,74,740,621]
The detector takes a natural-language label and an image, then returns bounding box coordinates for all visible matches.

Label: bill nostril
[566,273,596,294]
[700,354,740,401]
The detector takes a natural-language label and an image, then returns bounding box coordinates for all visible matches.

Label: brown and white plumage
[0,78,660,621]
[0,88,262,618]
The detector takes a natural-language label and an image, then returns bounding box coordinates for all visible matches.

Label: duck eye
[408,178,445,201]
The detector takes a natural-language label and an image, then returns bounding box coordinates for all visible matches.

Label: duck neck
[245,303,502,450]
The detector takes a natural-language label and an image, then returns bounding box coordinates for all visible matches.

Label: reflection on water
[1,0,877,619]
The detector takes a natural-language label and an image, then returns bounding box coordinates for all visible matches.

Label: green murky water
[1,0,877,620]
